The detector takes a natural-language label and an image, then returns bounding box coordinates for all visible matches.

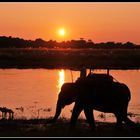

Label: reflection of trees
[0,36,139,49]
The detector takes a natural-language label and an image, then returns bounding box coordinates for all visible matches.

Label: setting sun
[58,29,65,36]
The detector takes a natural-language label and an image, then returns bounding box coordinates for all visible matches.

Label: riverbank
[0,118,140,137]
[0,48,140,69]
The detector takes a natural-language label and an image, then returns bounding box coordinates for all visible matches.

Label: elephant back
[75,73,114,87]
[75,75,131,105]
[86,73,113,83]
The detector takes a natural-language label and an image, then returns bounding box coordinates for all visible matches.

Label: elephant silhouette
[48,74,136,129]
[0,107,14,120]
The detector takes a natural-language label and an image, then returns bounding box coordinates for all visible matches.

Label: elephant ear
[58,83,79,106]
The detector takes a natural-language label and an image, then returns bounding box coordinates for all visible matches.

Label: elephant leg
[120,105,136,129]
[84,107,95,130]
[114,112,123,130]
[9,113,13,120]
[115,105,136,130]
[124,117,136,127]
[114,105,128,130]
[121,109,137,131]
[70,101,83,129]
[2,112,4,119]
[4,112,6,119]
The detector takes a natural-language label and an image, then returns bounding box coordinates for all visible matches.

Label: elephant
[48,74,136,129]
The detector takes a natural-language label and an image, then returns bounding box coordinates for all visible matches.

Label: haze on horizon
[0,2,140,44]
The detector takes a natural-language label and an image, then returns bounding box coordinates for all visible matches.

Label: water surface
[0,69,139,123]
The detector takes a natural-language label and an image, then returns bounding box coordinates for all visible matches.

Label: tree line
[0,36,140,49]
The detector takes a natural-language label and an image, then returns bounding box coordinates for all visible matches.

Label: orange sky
[0,2,140,44]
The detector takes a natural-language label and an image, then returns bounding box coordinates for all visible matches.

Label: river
[0,69,139,123]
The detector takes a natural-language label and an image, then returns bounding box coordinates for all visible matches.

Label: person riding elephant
[47,74,136,130]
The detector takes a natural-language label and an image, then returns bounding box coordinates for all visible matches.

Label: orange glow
[57,69,65,92]
[0,3,140,43]
[58,28,65,36]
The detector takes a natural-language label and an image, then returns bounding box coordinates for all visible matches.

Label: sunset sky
[0,2,140,44]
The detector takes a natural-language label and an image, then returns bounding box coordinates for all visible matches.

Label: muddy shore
[0,48,140,70]
[0,118,139,137]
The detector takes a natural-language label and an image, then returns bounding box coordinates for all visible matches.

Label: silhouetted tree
[47,40,57,48]
[0,36,139,49]
[123,41,135,49]
[34,38,47,48]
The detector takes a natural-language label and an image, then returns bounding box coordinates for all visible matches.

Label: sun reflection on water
[57,69,65,93]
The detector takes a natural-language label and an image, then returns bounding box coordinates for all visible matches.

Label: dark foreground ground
[0,118,140,137]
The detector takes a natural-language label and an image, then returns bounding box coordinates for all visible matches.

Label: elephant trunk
[47,99,62,123]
